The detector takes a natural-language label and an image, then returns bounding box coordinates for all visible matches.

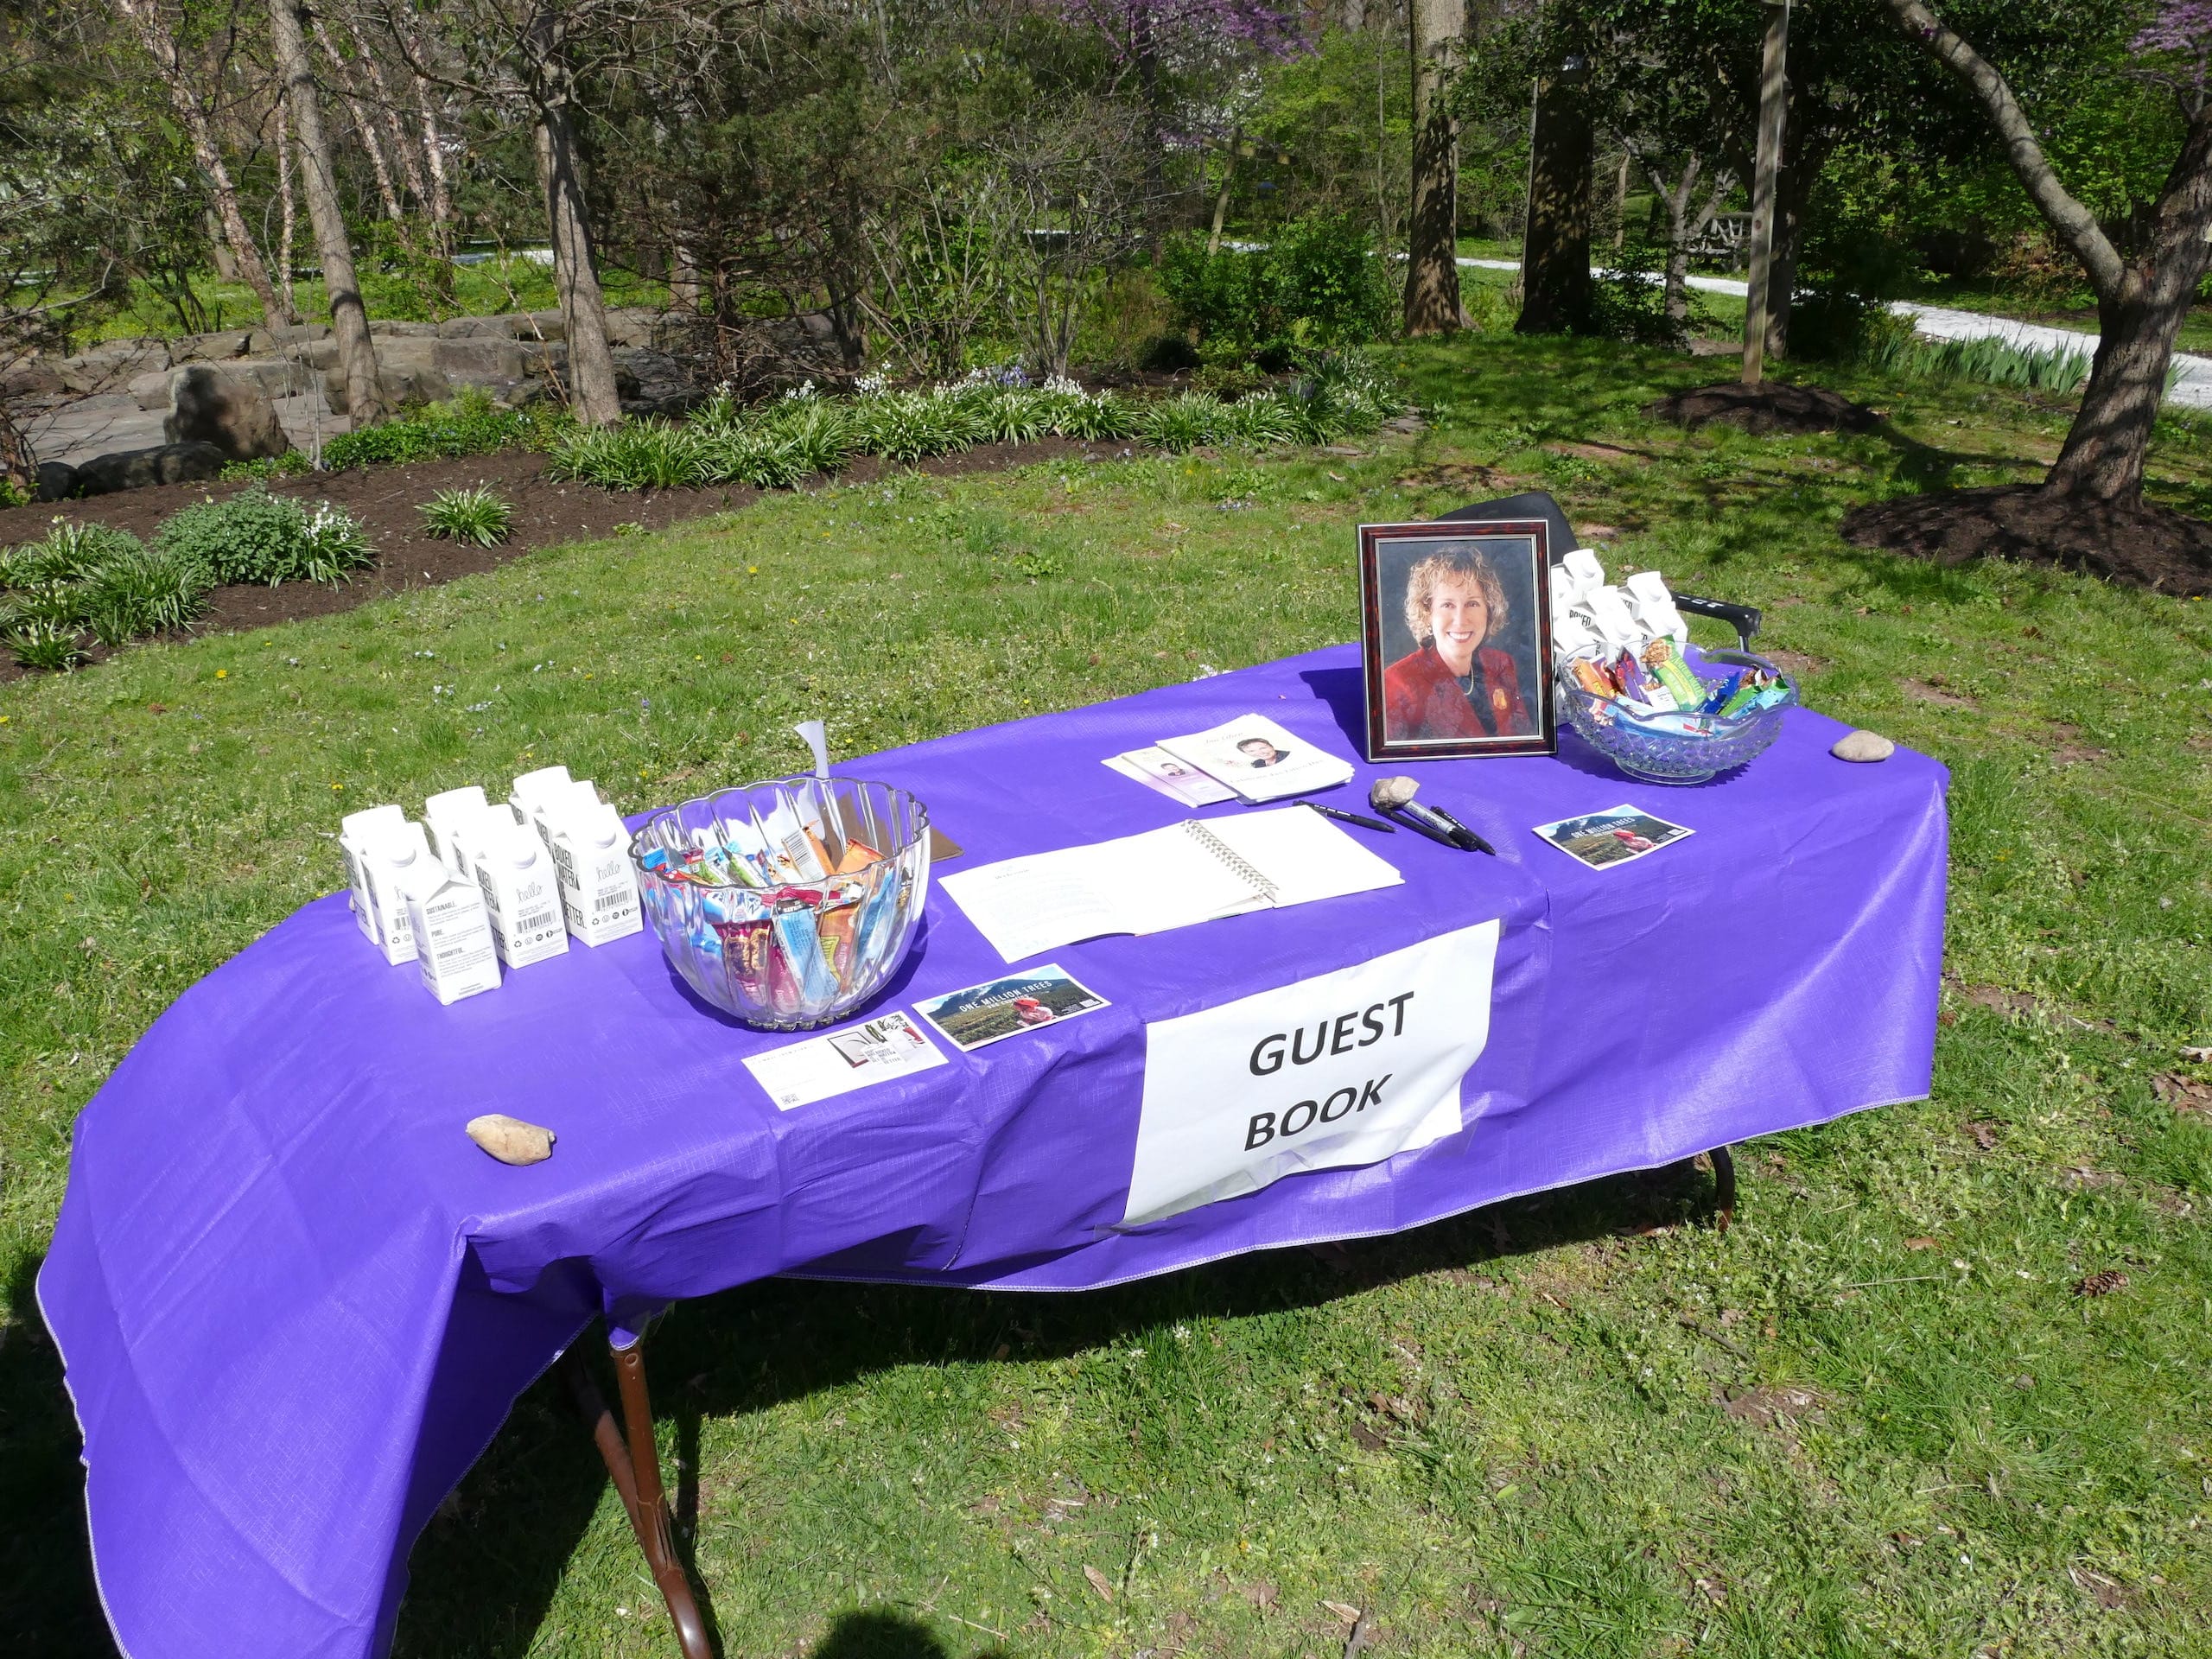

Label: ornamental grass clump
[1135,391,1227,453]
[153,486,376,587]
[418,486,515,547]
[0,520,213,668]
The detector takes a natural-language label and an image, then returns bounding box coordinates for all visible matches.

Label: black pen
[1306,800,1396,834]
[1376,803,1463,849]
[1427,804,1497,856]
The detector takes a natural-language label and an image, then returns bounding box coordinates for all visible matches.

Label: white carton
[510,764,575,827]
[340,810,433,964]
[1623,569,1690,647]
[399,861,503,1004]
[474,820,571,969]
[548,802,644,946]
[443,802,518,880]
[423,785,491,871]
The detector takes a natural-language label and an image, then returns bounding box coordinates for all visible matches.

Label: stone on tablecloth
[1830,729,1896,763]
[466,1114,556,1165]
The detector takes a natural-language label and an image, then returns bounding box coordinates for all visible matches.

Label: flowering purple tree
[1880,0,2212,509]
[1059,0,1304,204]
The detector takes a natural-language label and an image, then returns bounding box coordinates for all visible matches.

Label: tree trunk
[671,240,703,312]
[412,71,454,255]
[270,0,384,423]
[276,94,300,319]
[117,0,289,334]
[1657,159,1696,327]
[1403,0,1465,334]
[531,89,622,426]
[1207,132,1240,257]
[346,16,434,211]
[0,399,35,496]
[315,19,405,221]
[207,211,241,281]
[1517,61,1593,334]
[2044,289,2195,502]
[1880,0,2212,505]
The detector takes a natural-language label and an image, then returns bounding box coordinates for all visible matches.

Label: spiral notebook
[938,807,1403,962]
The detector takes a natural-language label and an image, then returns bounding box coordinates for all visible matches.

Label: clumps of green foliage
[0,520,213,669]
[1866,329,2096,393]
[219,451,315,483]
[418,486,514,546]
[321,388,569,470]
[153,486,376,587]
[546,359,1400,492]
[1158,215,1391,367]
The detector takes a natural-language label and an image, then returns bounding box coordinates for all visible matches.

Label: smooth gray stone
[1830,728,1896,763]
[73,441,227,495]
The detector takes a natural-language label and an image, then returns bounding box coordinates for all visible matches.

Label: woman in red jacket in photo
[1382,543,1533,742]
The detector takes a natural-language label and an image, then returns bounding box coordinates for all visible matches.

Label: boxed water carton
[473,819,571,969]
[446,801,523,880]
[423,785,492,871]
[398,861,503,1004]
[340,805,433,964]
[548,800,644,946]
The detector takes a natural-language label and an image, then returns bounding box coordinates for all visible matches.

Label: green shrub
[321,389,563,470]
[76,541,213,643]
[3,619,83,671]
[1135,391,1226,453]
[153,486,376,586]
[418,486,514,547]
[219,451,314,483]
[0,521,211,663]
[1160,215,1390,365]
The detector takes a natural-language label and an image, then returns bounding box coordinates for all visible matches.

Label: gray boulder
[321,363,452,413]
[130,369,174,411]
[2,356,63,399]
[367,319,439,339]
[74,441,227,496]
[165,365,293,461]
[170,329,259,364]
[435,336,529,381]
[58,340,170,395]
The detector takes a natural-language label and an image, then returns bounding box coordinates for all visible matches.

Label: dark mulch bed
[1840,483,2212,598]
[1648,380,1880,435]
[0,435,1087,678]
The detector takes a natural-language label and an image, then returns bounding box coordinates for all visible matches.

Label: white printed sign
[1123,919,1500,1225]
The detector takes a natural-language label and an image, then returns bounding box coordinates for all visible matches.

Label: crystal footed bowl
[1556,646,1798,785]
[630,776,931,1030]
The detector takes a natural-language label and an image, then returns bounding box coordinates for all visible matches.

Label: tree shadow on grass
[811,1608,1004,1659]
[393,1157,1726,1657]
[0,1252,121,1659]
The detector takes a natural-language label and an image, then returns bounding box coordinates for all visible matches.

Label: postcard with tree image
[1532,804,1695,870]
[913,965,1111,1052]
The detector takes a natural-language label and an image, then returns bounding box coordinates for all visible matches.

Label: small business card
[744,1011,948,1109]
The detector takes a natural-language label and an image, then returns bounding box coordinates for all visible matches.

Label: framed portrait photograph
[1357,519,1556,761]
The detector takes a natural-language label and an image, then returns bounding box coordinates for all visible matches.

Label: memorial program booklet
[1154,714,1357,803]
[938,806,1403,962]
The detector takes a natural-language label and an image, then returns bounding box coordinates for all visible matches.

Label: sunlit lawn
[3,332,2209,1657]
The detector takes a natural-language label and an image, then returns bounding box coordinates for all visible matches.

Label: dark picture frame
[1357,519,1555,761]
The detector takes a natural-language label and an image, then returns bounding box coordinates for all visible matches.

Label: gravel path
[1458,257,2212,409]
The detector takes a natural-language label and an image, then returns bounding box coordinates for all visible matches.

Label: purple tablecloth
[40,644,1947,1659]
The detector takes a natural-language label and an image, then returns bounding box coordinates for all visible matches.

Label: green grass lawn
[3,334,2209,1658]
[79,256,671,346]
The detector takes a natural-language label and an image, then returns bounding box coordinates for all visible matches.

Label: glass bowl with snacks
[630,777,930,1029]
[1555,640,1798,785]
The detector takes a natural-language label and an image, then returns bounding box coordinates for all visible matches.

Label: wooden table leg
[567,1334,715,1659]
[1708,1144,1738,1232]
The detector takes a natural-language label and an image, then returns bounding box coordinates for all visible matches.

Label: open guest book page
[939,807,1403,962]
[1154,713,1357,803]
